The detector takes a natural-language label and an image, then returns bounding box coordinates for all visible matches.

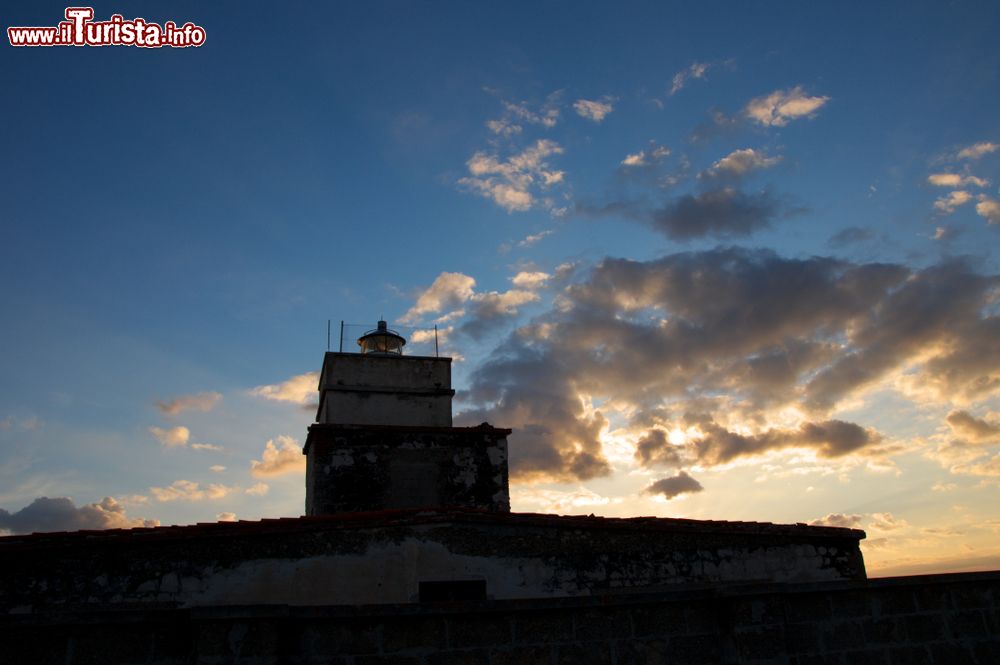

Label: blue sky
[3,1,1000,576]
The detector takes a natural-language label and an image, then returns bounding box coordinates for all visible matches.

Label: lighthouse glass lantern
[357,320,406,355]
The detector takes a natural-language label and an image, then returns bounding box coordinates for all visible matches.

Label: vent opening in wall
[419,579,487,602]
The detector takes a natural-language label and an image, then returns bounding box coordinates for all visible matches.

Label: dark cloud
[0,497,158,535]
[690,419,880,465]
[634,429,682,467]
[458,247,999,483]
[946,410,1000,443]
[803,259,999,409]
[643,471,704,499]
[827,226,874,247]
[649,188,788,240]
[456,345,611,482]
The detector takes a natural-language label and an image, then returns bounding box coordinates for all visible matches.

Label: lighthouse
[304,321,511,515]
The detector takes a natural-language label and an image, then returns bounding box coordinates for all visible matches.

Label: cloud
[701,148,781,179]
[634,429,683,468]
[745,86,830,127]
[209,464,226,472]
[245,482,270,496]
[573,97,614,122]
[250,435,305,477]
[643,471,704,499]
[486,118,522,137]
[511,271,551,289]
[217,512,237,522]
[620,144,670,168]
[502,98,560,129]
[927,173,989,188]
[459,289,540,340]
[0,496,158,534]
[957,142,999,160]
[827,226,874,247]
[933,190,972,213]
[250,372,318,405]
[690,419,881,465]
[401,272,476,323]
[946,410,1000,443]
[457,247,1000,482]
[809,513,863,528]
[976,195,1000,224]
[191,442,224,452]
[954,452,1000,476]
[153,391,222,417]
[517,229,554,248]
[670,62,711,95]
[149,425,190,448]
[868,512,908,532]
[401,271,542,337]
[649,188,787,240]
[149,480,235,502]
[458,139,565,213]
[512,486,613,513]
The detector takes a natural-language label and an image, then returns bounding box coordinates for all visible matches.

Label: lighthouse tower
[303,321,510,515]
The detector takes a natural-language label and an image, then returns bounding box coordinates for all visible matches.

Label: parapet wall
[3,572,998,664]
[0,510,863,610]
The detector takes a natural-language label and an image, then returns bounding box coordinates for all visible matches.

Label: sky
[2,1,1000,577]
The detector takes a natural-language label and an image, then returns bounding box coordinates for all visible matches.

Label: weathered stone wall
[305,425,511,515]
[0,511,863,610]
[3,572,997,664]
[317,353,454,427]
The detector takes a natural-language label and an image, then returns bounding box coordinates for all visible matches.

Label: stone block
[194,619,280,660]
[784,594,832,622]
[927,643,976,665]
[830,590,873,618]
[861,617,905,645]
[783,622,821,654]
[902,613,944,643]
[514,611,574,644]
[490,645,552,665]
[427,649,492,665]
[972,641,1000,664]
[950,586,993,609]
[295,618,381,657]
[615,638,668,665]
[382,615,447,653]
[873,589,916,616]
[665,633,720,665]
[682,601,718,633]
[555,642,614,665]
[886,645,931,665]
[734,624,785,660]
[840,648,888,665]
[572,607,632,641]
[630,604,688,637]
[355,656,422,665]
[821,620,865,651]
[734,597,785,625]
[911,586,951,612]
[446,614,512,649]
[946,610,987,639]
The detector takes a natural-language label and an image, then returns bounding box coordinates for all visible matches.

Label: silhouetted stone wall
[3,571,997,664]
[0,511,864,608]
[304,425,510,515]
